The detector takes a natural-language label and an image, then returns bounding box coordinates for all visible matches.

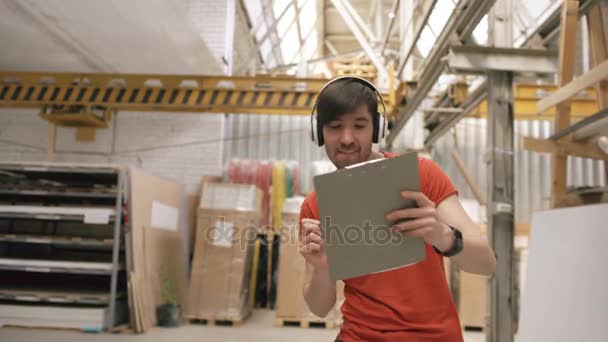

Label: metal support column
[487,0,516,341]
[486,70,516,342]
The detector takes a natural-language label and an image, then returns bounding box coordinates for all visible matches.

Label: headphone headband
[310,76,388,146]
[311,76,387,118]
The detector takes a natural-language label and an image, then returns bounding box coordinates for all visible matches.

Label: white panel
[518,204,608,342]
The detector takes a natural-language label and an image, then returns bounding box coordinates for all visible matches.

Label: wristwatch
[433,226,463,257]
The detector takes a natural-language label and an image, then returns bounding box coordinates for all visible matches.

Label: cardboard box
[187,176,223,253]
[275,212,343,322]
[185,184,262,321]
[459,271,488,328]
[444,247,527,330]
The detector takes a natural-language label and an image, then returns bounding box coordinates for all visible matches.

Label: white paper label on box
[151,201,178,232]
[236,187,256,211]
[213,220,235,247]
[84,211,110,224]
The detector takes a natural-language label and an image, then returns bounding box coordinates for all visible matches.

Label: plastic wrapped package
[201,183,259,212]
[185,185,262,321]
[282,196,305,216]
[226,160,273,227]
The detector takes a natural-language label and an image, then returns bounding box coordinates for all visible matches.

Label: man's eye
[329,124,341,129]
[355,124,366,129]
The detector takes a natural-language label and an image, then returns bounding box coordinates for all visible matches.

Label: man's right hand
[299,218,328,269]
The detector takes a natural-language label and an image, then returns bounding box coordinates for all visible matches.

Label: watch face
[443,226,463,257]
[452,227,463,254]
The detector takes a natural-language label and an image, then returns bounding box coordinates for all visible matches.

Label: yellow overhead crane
[470,83,598,120]
[0,71,598,127]
[0,71,344,115]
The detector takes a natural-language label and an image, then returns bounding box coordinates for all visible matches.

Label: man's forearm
[303,264,337,317]
[451,226,496,275]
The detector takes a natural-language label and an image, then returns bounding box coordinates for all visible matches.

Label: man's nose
[339,128,355,145]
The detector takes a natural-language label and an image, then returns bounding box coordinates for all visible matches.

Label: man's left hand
[386,191,454,252]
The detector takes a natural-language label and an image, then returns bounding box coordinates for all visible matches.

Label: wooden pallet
[110,324,135,334]
[188,318,246,327]
[275,317,338,329]
[186,311,250,327]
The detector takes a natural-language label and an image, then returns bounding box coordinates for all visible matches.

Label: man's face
[323,104,374,169]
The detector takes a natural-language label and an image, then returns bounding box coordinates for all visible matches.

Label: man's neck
[368,150,384,161]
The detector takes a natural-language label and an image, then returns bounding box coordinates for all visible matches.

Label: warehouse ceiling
[0,0,220,74]
[323,0,400,54]
[241,0,566,83]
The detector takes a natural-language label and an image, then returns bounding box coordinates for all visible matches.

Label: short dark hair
[316,78,379,127]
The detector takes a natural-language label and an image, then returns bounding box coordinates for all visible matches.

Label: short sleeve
[419,158,458,205]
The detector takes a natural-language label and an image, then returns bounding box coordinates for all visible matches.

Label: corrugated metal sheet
[431,118,606,223]
[226,114,327,193]
[390,110,426,151]
[227,115,606,223]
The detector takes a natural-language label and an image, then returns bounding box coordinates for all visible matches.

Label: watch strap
[433,226,463,257]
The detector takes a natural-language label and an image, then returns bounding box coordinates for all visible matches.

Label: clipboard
[313,152,426,280]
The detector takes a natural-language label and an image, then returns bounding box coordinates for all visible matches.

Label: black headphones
[310,76,387,146]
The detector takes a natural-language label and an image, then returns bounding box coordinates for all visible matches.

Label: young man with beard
[300,77,496,342]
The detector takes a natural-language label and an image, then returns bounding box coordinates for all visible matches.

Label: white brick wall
[188,0,229,68]
[0,109,224,194]
[233,3,259,75]
[188,0,259,75]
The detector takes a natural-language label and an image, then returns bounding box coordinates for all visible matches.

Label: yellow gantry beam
[469,84,598,120]
[0,71,599,120]
[0,71,394,116]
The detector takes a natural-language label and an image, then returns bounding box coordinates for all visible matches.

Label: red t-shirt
[300,152,462,341]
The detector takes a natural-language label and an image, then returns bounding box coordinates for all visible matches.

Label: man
[299,77,496,341]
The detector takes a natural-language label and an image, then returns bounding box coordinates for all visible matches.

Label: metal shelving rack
[0,162,127,331]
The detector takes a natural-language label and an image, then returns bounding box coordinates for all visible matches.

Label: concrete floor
[0,309,485,342]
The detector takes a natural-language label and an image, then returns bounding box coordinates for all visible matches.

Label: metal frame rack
[0,162,127,331]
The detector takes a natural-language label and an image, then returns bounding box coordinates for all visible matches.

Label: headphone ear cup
[378,112,386,140]
[316,116,324,146]
[311,114,318,144]
[311,115,324,146]
[373,111,385,143]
